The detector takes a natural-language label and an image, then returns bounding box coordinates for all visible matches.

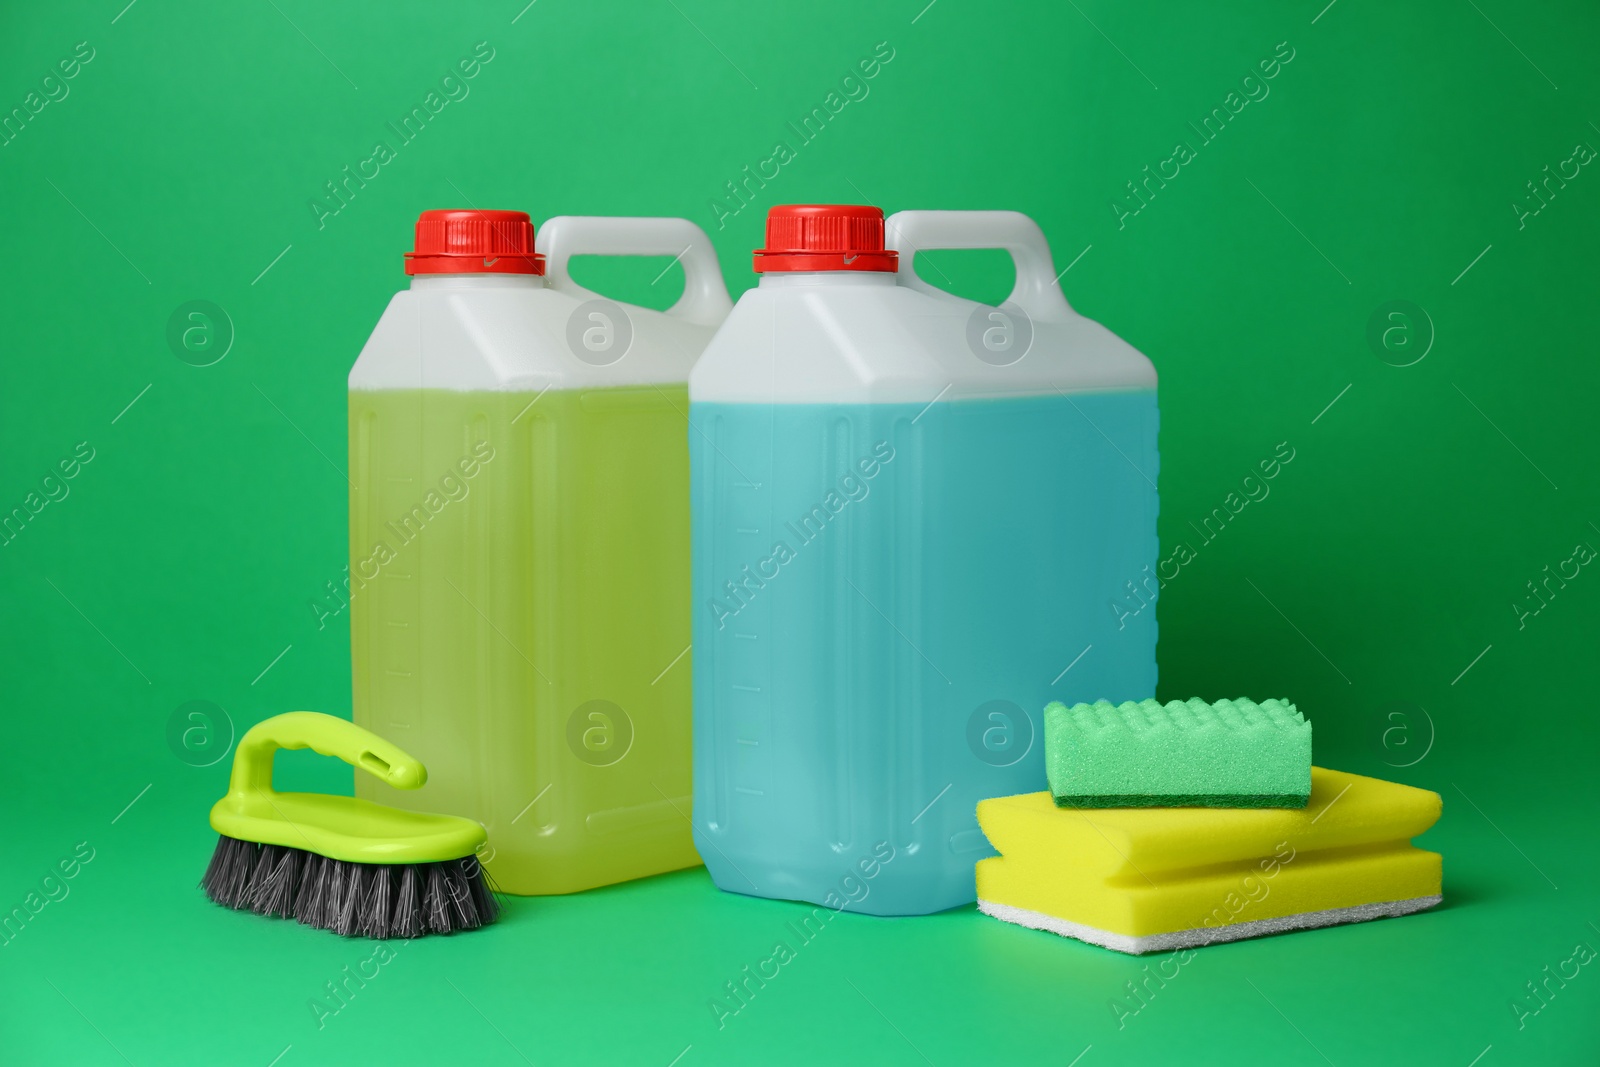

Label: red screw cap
[404,209,545,275]
[753,204,899,273]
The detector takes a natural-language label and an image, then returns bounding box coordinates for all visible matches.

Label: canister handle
[884,210,1075,321]
[538,216,734,328]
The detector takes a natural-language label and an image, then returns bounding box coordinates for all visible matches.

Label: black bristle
[250,845,302,918]
[201,835,260,909]
[324,857,346,932]
[440,858,486,931]
[362,865,394,940]
[293,853,327,926]
[393,864,424,939]
[463,857,500,926]
[200,835,499,939]
[333,862,362,937]
[421,863,450,933]
[439,862,469,929]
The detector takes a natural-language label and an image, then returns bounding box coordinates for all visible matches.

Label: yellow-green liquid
[349,386,699,894]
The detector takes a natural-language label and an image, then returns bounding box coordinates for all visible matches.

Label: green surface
[1044,697,1313,806]
[1,1,1597,1064]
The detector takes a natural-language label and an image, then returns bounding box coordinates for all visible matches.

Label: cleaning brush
[202,711,499,938]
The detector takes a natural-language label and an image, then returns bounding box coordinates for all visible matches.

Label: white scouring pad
[977,896,1443,954]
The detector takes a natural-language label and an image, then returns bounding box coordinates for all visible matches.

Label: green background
[2,0,1597,1063]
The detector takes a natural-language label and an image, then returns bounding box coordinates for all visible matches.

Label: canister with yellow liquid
[348,209,731,893]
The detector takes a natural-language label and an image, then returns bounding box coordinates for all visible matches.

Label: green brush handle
[211,711,484,865]
[227,711,427,797]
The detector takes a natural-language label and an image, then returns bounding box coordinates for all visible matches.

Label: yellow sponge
[975,767,1441,954]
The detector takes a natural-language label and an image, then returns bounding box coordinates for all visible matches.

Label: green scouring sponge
[1044,698,1311,809]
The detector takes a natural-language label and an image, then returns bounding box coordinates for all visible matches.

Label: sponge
[1045,698,1311,808]
[976,767,1441,954]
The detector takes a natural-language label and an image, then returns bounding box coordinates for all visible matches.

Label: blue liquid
[689,391,1159,915]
